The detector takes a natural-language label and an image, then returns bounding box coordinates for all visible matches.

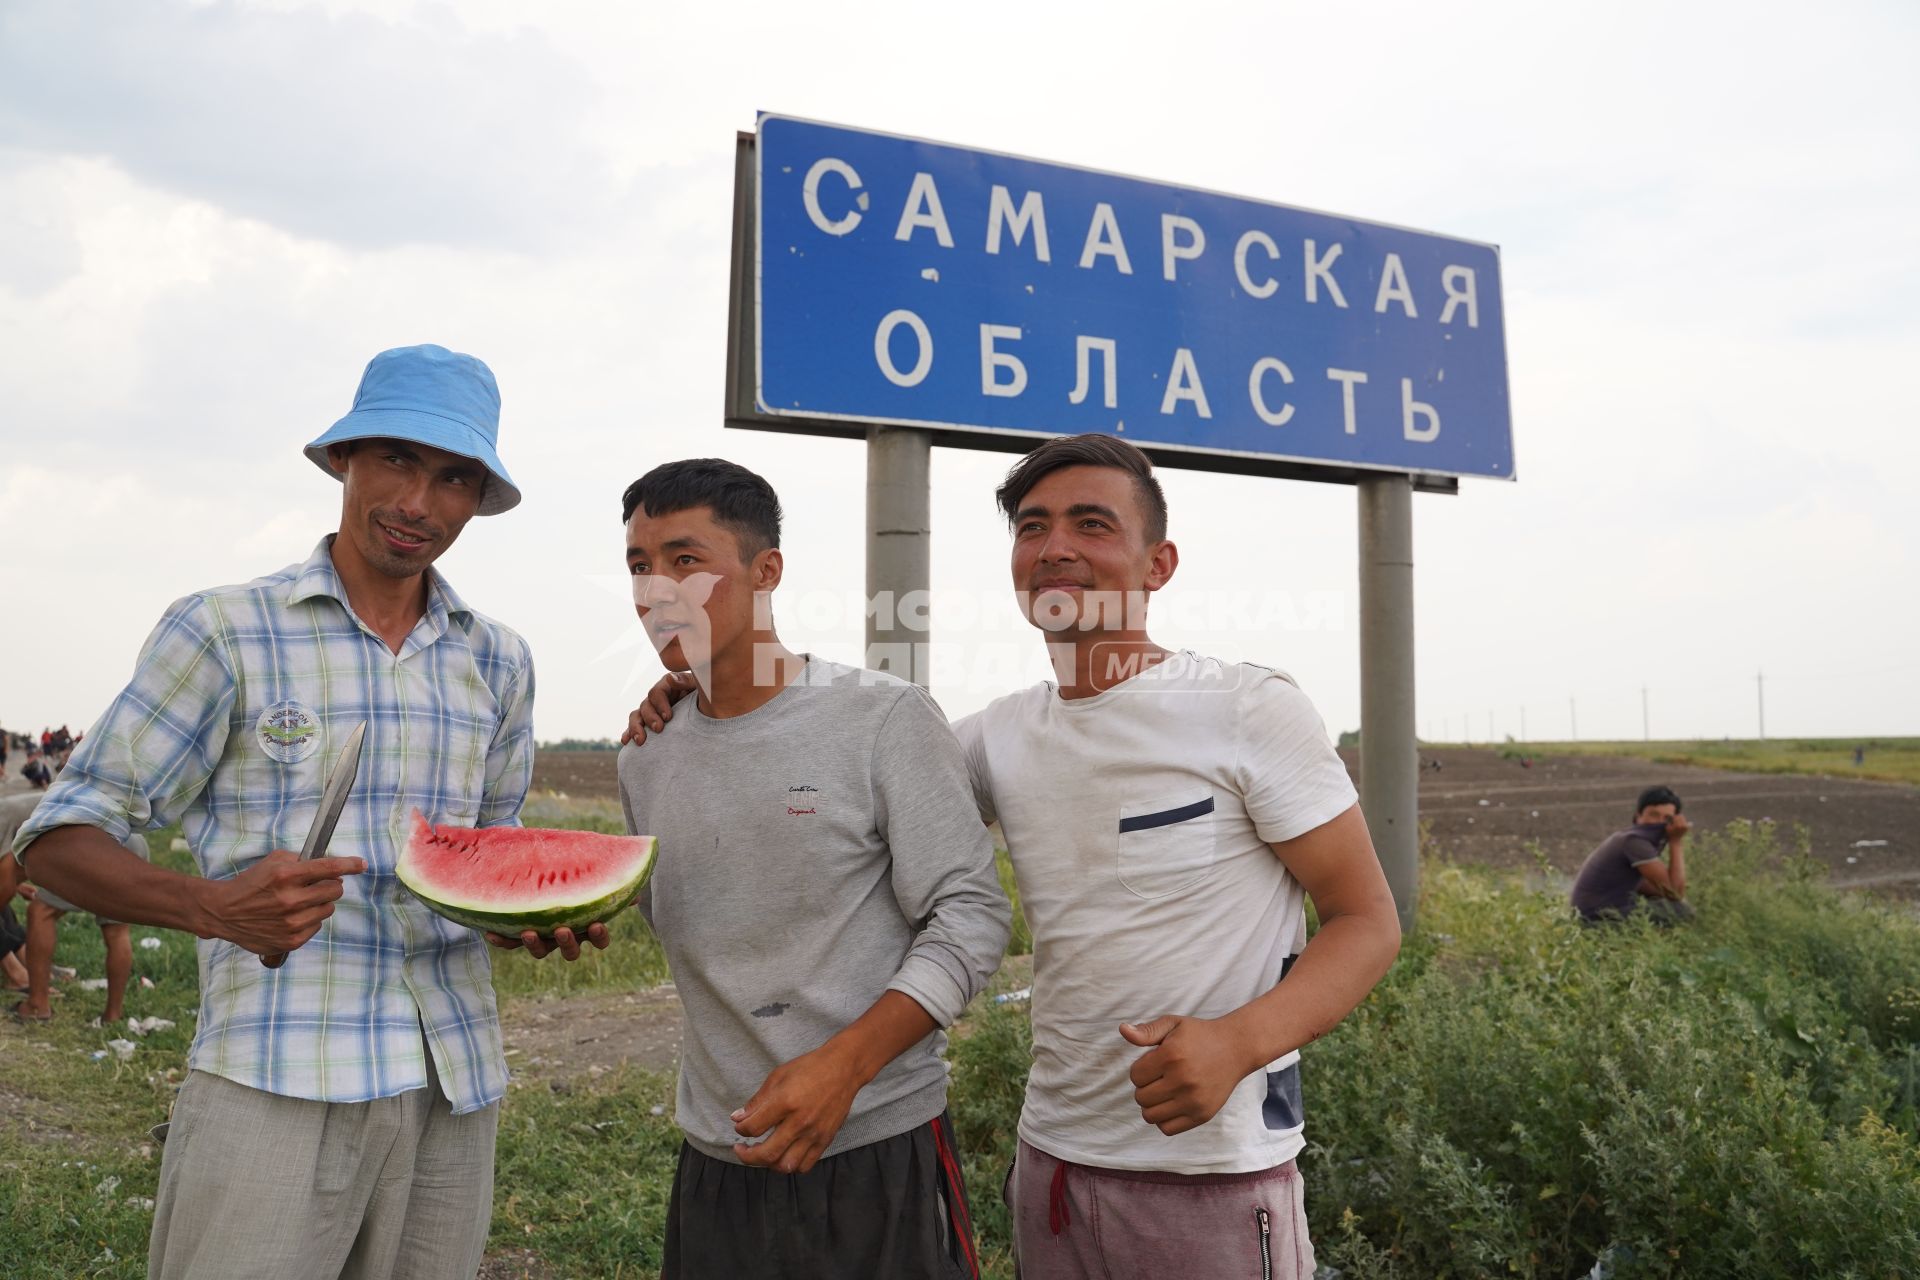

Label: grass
[1496,737,1920,788]
[0,803,1031,1278]
[0,828,202,1279]
[9,812,1920,1278]
[492,1066,681,1276]
[1307,820,1920,1278]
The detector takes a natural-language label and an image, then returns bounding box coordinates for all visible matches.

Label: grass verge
[1308,820,1920,1278]
[8,816,1920,1278]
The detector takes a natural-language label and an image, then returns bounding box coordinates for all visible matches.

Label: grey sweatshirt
[617,657,1010,1162]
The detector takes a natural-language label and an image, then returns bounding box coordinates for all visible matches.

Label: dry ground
[1391,746,1919,892]
[528,749,622,803]
[536,744,1919,890]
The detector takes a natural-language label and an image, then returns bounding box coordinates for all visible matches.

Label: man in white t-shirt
[954,434,1401,1279]
[625,434,1401,1278]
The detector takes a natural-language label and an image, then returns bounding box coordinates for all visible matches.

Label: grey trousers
[148,1051,499,1280]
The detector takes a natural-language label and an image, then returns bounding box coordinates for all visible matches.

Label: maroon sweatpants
[1005,1140,1314,1280]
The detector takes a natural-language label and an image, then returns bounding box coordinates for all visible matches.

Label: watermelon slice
[397,812,658,937]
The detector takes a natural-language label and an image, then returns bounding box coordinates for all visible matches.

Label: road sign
[733,114,1514,485]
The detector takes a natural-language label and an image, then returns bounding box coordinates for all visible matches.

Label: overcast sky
[2,0,1915,747]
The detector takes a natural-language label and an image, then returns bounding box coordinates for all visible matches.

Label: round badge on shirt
[256,701,321,764]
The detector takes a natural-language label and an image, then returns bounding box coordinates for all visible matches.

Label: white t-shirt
[952,650,1357,1174]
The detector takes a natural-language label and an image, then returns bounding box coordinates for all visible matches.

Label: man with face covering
[1569,785,1696,924]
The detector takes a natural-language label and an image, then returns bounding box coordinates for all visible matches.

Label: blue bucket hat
[304,344,521,516]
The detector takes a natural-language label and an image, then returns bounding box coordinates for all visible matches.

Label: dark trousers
[0,903,23,960]
[1580,898,1696,928]
[662,1111,979,1280]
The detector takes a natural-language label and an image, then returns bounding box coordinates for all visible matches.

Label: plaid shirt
[14,536,534,1114]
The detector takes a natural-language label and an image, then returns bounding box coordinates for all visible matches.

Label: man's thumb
[1120,1016,1177,1047]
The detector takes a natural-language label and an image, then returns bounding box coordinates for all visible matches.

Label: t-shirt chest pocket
[1115,789,1217,899]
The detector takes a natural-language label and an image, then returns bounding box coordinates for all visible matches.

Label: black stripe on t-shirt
[1261,1062,1304,1131]
[1118,795,1216,833]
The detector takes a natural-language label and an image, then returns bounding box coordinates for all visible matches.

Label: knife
[262,720,367,968]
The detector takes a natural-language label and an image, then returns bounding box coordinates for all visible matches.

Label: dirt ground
[501,983,687,1080]
[498,950,1032,1089]
[537,745,1918,890]
[529,749,622,801]
[475,1250,558,1280]
[1382,746,1919,893]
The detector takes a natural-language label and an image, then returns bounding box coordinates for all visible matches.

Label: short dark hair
[620,458,782,560]
[994,434,1168,544]
[1635,785,1682,816]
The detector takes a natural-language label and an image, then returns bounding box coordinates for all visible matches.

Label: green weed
[10,818,1920,1279]
[1307,820,1920,1278]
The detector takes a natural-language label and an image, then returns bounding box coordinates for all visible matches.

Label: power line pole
[1570,696,1577,741]
[1757,670,1766,740]
[1641,685,1650,741]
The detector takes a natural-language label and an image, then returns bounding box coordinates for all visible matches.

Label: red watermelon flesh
[397,812,658,936]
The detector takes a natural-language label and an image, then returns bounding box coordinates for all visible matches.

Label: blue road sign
[751,114,1514,481]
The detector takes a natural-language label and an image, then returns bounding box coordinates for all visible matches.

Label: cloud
[4,0,1918,744]
[0,0,607,252]
[0,154,85,296]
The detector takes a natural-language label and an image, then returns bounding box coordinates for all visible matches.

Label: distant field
[1515,737,1920,788]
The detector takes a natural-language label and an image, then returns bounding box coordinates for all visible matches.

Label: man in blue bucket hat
[303,343,523,517]
[14,345,590,1279]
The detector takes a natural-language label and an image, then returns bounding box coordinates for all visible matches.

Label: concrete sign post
[726,116,1515,930]
[864,426,931,684]
[1358,476,1418,932]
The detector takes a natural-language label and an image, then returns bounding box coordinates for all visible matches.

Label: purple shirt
[1569,823,1669,920]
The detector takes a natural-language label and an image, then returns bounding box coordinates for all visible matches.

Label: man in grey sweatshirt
[614,458,1009,1279]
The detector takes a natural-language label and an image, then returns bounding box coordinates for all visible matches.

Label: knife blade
[262,720,367,968]
[299,720,367,860]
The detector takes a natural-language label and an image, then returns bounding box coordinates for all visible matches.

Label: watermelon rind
[408,881,647,938]
[397,817,658,938]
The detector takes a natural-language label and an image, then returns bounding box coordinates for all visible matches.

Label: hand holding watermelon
[482,922,609,961]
